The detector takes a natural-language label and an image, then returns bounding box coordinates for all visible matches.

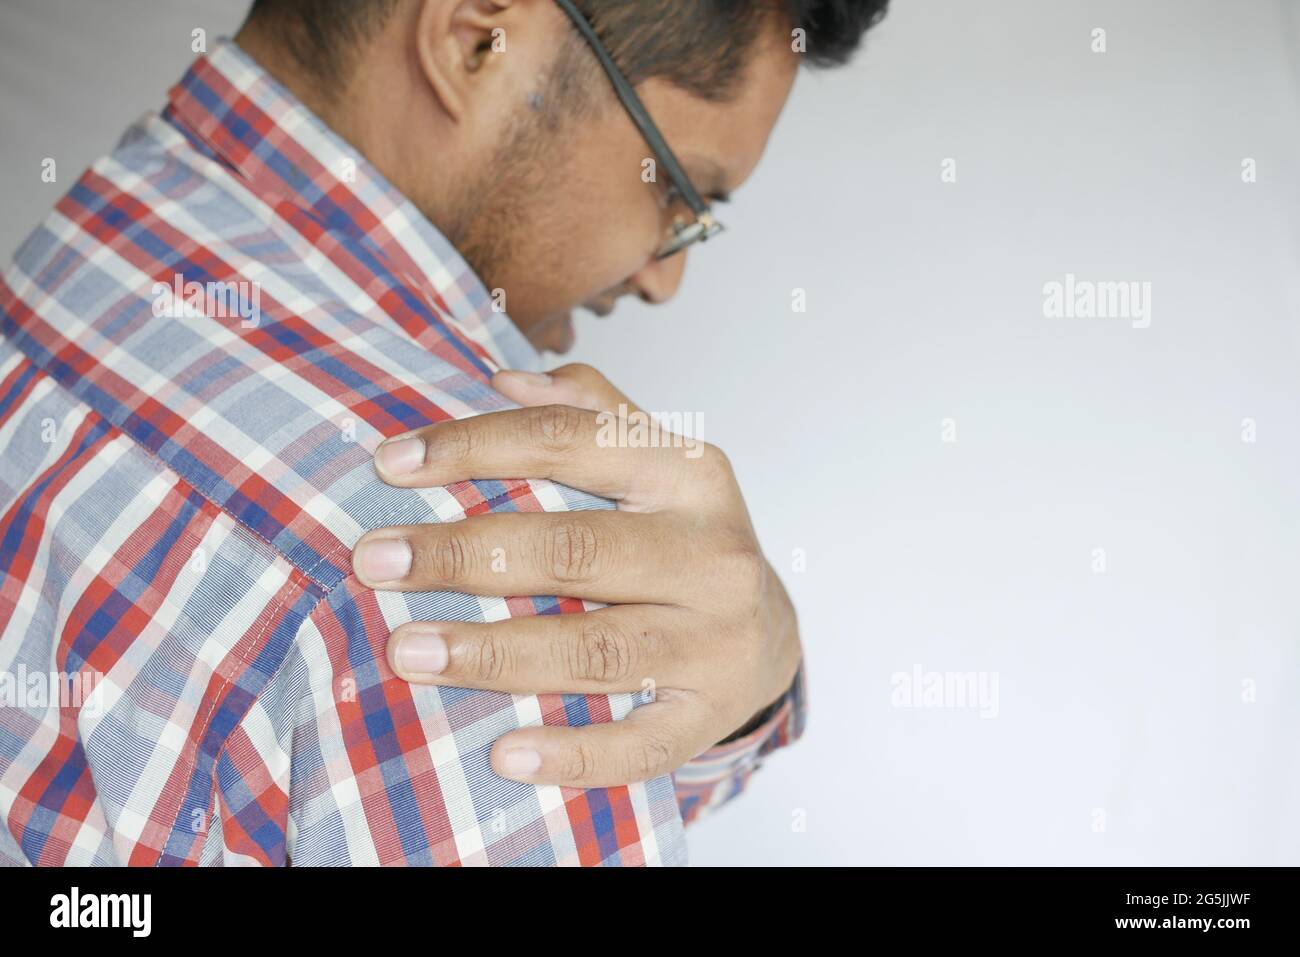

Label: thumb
[493,363,644,416]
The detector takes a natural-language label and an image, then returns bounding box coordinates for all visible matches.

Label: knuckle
[438,420,479,467]
[544,519,601,583]
[721,538,766,598]
[565,363,605,391]
[561,742,598,784]
[530,404,585,452]
[697,443,736,483]
[571,619,636,684]
[424,530,477,586]
[469,633,511,682]
[727,621,764,676]
[631,732,674,781]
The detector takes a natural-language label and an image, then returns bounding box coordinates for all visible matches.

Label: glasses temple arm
[553,0,711,216]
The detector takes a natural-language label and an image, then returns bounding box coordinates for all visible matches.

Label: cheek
[497,134,663,323]
[540,187,657,295]
[523,121,666,299]
[493,232,621,328]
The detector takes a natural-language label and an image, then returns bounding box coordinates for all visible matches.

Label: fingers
[387,606,693,694]
[352,511,692,604]
[488,695,713,788]
[373,402,706,510]
[493,363,644,416]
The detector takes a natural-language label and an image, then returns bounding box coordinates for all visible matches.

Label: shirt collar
[165,37,541,373]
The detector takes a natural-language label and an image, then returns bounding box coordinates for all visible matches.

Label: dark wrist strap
[716,693,786,746]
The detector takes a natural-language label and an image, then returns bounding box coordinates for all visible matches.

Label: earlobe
[415,0,514,123]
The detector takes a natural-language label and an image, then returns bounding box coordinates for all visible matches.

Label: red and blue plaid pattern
[0,39,802,866]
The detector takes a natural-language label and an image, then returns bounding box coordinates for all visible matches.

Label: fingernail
[499,747,541,778]
[396,633,448,675]
[499,370,552,388]
[376,437,425,476]
[355,539,412,583]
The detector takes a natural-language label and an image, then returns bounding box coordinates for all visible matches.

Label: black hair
[244,0,889,100]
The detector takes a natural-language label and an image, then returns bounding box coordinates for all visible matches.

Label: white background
[2,0,1297,865]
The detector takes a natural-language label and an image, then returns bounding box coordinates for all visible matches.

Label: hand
[351,364,802,788]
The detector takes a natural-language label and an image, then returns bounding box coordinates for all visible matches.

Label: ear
[416,0,516,122]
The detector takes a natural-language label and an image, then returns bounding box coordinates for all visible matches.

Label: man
[0,0,887,865]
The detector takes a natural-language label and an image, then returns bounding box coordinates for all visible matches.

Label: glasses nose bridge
[658,185,690,226]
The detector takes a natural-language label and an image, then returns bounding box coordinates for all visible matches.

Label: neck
[233,25,344,127]
[232,23,454,229]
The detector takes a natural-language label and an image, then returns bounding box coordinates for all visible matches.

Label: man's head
[236,0,888,353]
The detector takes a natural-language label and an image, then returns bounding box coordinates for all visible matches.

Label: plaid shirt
[0,39,804,866]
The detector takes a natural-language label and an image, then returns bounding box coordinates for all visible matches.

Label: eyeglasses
[553,0,726,260]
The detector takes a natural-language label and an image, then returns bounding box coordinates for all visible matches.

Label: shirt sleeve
[672,662,808,826]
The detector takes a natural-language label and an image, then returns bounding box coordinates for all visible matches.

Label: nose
[629,249,688,305]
